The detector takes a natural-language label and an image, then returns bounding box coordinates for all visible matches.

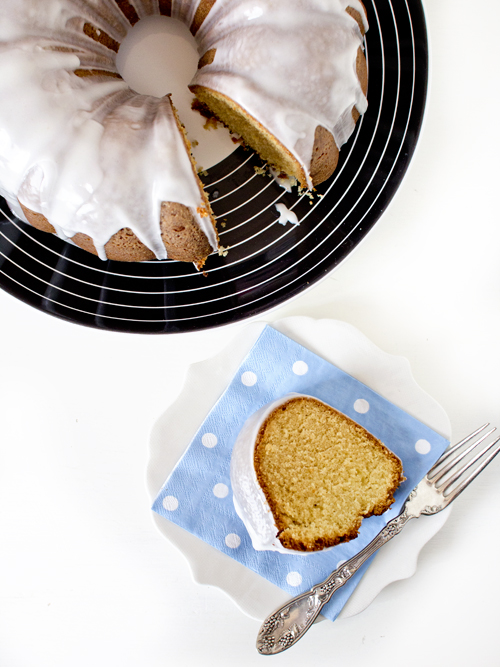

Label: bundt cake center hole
[115,15,237,170]
[116,15,198,102]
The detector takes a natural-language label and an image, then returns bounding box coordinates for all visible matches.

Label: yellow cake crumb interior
[190,86,307,186]
[254,398,403,551]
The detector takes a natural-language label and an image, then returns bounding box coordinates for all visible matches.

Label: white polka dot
[213,483,229,498]
[162,496,178,511]
[286,571,303,587]
[415,439,431,455]
[202,432,217,448]
[354,399,370,414]
[292,360,309,376]
[225,533,241,549]
[241,371,257,386]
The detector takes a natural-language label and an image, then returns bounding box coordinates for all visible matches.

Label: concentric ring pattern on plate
[0,0,428,333]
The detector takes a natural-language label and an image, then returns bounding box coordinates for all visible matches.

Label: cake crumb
[254,397,404,552]
[204,117,219,131]
[254,165,268,176]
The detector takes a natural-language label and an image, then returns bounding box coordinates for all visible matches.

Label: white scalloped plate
[146,317,451,621]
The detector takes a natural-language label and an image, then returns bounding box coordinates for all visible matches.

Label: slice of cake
[230,394,403,553]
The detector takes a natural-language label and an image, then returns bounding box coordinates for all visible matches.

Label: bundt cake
[230,395,403,553]
[0,0,368,265]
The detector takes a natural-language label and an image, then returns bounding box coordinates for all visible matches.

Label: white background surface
[1,1,500,665]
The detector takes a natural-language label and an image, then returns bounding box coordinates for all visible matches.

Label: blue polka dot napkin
[152,325,449,621]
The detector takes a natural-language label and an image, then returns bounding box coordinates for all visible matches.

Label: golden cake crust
[310,7,368,186]
[21,200,213,267]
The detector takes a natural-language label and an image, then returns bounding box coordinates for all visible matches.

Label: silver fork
[257,424,500,655]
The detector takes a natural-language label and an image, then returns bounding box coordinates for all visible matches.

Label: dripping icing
[0,0,367,259]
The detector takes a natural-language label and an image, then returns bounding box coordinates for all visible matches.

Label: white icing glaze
[0,0,367,259]
[171,0,199,28]
[0,0,216,260]
[192,0,368,189]
[231,392,336,554]
[275,203,299,226]
[230,395,294,553]
[269,167,297,193]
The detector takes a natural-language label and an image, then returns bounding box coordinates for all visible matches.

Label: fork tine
[441,435,500,503]
[428,425,496,485]
[437,432,500,491]
[427,424,490,479]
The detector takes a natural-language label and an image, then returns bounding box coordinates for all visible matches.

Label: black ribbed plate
[0,0,427,333]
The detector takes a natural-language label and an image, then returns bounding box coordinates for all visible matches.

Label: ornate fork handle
[257,506,415,655]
